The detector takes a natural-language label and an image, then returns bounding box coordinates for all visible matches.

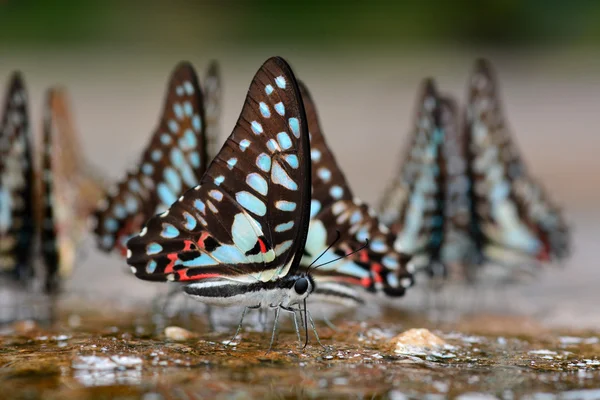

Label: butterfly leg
[306,310,326,349]
[323,313,339,331]
[267,306,282,353]
[227,305,255,346]
[281,305,302,346]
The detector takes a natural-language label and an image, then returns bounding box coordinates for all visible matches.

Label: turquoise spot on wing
[256,153,271,172]
[271,161,297,191]
[274,102,285,116]
[157,183,177,206]
[151,149,162,161]
[239,139,251,151]
[276,200,296,212]
[275,221,294,232]
[310,199,321,219]
[246,173,268,196]
[125,195,138,213]
[311,149,321,162]
[192,115,202,132]
[146,260,157,273]
[147,243,163,255]
[173,103,183,120]
[194,199,206,214]
[183,101,193,116]
[161,223,180,238]
[182,212,196,230]
[227,158,238,170]
[189,152,200,168]
[259,102,270,118]
[214,175,225,186]
[330,185,343,199]
[164,167,182,194]
[288,118,300,138]
[277,131,292,150]
[168,120,179,133]
[284,154,299,169]
[114,205,126,219]
[161,133,172,145]
[318,167,331,182]
[236,191,266,216]
[382,255,399,270]
[142,163,154,175]
[265,84,274,95]
[179,129,197,150]
[275,76,286,89]
[104,218,118,232]
[267,139,278,152]
[251,121,263,135]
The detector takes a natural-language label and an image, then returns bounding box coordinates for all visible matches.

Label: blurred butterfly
[93,61,221,257]
[126,57,314,348]
[0,72,106,294]
[298,81,414,305]
[461,58,570,280]
[379,59,570,283]
[378,79,450,279]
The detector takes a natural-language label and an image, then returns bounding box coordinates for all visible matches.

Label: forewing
[127,57,311,283]
[0,72,35,281]
[465,59,570,265]
[93,62,208,255]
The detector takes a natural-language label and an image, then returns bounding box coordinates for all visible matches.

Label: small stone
[165,326,196,341]
[391,328,447,355]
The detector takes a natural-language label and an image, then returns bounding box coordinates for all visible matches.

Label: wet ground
[2,295,600,399]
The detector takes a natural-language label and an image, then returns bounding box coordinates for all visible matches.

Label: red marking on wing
[258,238,267,254]
[359,249,369,263]
[360,277,372,288]
[183,240,194,251]
[196,231,211,249]
[178,272,221,282]
[164,253,178,274]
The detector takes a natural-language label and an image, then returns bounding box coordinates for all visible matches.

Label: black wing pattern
[126,57,311,284]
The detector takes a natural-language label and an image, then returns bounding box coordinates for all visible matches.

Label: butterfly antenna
[305,230,341,274]
[312,239,370,271]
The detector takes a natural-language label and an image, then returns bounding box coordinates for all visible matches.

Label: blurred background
[1,1,599,328]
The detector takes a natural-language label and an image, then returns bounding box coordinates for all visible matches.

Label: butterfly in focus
[379,59,570,284]
[0,72,106,293]
[126,56,315,348]
[298,81,414,305]
[93,61,222,258]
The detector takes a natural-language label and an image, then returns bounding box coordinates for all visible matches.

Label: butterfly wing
[378,79,446,276]
[0,72,35,282]
[465,59,570,269]
[437,95,482,281]
[204,60,222,161]
[40,88,107,293]
[298,81,414,297]
[93,62,208,256]
[127,56,311,284]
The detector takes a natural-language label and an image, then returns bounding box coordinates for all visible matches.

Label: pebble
[164,326,196,341]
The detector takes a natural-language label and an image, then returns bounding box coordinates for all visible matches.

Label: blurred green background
[0,0,598,51]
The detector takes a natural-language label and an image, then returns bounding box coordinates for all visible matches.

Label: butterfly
[462,58,570,278]
[126,56,314,349]
[0,72,35,284]
[378,79,449,279]
[0,72,106,293]
[379,59,570,283]
[298,81,414,305]
[93,61,213,257]
[40,88,108,292]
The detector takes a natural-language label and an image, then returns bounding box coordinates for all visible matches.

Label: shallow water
[2,303,600,399]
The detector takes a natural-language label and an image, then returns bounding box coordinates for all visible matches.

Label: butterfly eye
[294,277,309,295]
